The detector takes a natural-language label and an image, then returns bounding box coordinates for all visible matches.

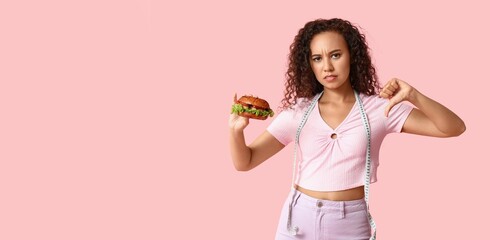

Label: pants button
[317,201,323,208]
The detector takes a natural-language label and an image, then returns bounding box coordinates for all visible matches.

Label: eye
[312,56,322,62]
[331,53,341,59]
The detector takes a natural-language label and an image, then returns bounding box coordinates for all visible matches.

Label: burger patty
[236,101,268,110]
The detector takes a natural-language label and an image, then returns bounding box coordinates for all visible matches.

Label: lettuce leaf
[231,103,274,117]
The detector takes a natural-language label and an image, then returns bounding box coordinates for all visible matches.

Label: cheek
[310,63,321,76]
[340,59,350,73]
[314,66,324,79]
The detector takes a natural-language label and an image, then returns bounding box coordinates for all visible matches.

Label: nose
[323,59,333,72]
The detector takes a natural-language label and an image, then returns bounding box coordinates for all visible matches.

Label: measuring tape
[286,90,377,240]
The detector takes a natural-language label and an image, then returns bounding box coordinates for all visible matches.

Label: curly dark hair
[281,18,380,109]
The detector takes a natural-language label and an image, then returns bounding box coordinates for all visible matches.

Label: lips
[324,75,337,82]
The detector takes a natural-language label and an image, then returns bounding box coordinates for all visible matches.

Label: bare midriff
[295,185,365,201]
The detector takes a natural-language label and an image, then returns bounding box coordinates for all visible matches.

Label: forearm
[229,129,252,171]
[410,89,466,136]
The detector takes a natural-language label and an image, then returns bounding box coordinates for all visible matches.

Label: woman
[229,18,465,240]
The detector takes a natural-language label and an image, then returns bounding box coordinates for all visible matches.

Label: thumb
[384,103,393,117]
[385,95,401,117]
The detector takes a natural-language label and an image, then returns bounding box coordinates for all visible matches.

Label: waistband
[289,189,367,213]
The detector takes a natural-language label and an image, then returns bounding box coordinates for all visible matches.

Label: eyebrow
[311,49,341,57]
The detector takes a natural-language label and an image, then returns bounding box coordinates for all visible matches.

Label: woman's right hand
[229,113,249,132]
[229,93,250,132]
[228,94,285,171]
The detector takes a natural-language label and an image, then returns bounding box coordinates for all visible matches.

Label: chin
[322,82,346,90]
[322,80,351,90]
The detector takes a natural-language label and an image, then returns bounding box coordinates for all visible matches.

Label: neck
[320,84,355,103]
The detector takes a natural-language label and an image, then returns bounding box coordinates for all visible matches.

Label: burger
[231,94,274,120]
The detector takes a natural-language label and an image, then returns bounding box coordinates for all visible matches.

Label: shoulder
[267,98,311,145]
[281,97,311,115]
[270,97,310,127]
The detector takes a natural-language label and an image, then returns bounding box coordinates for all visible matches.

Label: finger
[384,101,395,117]
[229,112,239,119]
[391,79,399,89]
[380,87,395,99]
[382,88,394,96]
[379,91,391,99]
[384,95,402,117]
[236,115,250,126]
[380,86,391,95]
[242,116,249,124]
[386,85,397,93]
[229,113,238,125]
[383,79,395,88]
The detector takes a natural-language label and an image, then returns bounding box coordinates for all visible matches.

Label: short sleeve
[381,99,414,133]
[266,108,297,146]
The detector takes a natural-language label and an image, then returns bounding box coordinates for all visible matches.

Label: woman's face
[309,31,351,90]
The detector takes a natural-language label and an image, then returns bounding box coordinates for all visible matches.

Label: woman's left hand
[379,78,417,117]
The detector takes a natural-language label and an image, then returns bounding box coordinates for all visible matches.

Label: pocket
[275,195,314,239]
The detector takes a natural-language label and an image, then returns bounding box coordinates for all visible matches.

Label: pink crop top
[267,93,413,191]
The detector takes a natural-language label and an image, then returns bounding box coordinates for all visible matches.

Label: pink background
[1,0,488,239]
